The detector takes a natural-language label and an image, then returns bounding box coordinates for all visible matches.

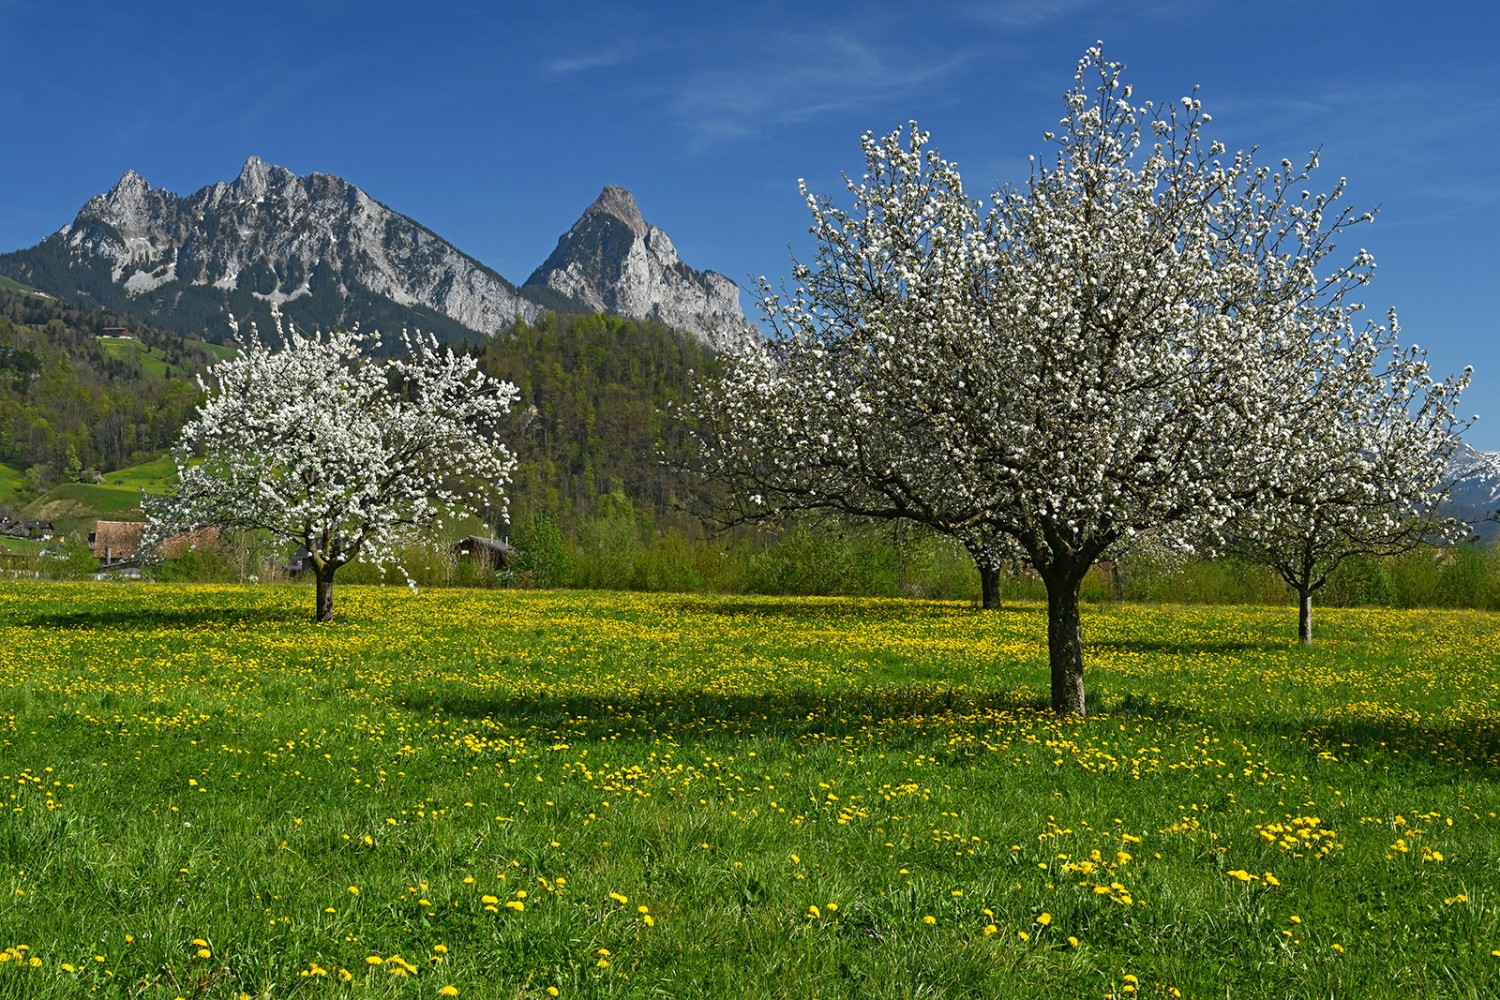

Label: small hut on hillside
[450,535,514,570]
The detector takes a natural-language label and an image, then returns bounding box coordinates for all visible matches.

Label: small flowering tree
[146,319,518,621]
[690,123,1010,603]
[1227,316,1472,643]
[697,46,1410,715]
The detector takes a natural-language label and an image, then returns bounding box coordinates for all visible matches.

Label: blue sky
[3,1,1497,444]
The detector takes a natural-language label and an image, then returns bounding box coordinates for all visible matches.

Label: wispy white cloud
[547,49,636,76]
[960,0,1106,30]
[667,30,973,149]
[1196,72,1500,229]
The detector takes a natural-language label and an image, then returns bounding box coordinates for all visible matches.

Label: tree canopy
[147,318,518,621]
[694,46,1468,714]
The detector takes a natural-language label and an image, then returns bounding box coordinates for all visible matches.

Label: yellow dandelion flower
[982,924,998,936]
[440,988,459,997]
[505,900,525,911]
[547,989,560,997]
[609,892,628,904]
[366,956,383,966]
[922,915,936,925]
[1036,912,1052,926]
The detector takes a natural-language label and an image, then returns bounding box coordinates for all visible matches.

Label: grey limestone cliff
[524,186,757,353]
[35,156,537,337]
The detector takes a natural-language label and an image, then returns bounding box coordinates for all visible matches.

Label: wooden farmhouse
[450,535,514,570]
[90,521,220,567]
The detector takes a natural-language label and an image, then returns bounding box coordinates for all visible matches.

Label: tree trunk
[980,563,1002,610]
[315,567,336,623]
[1298,588,1313,645]
[1045,576,1087,716]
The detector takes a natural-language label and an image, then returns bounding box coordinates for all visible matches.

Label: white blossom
[145,315,518,621]
[693,46,1443,715]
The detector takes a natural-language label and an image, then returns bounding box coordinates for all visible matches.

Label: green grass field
[2,584,1497,998]
[188,339,238,362]
[0,274,36,294]
[97,337,175,379]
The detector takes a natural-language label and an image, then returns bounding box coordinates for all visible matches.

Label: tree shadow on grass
[22,606,307,630]
[1106,691,1500,773]
[408,683,1499,776]
[1087,638,1286,655]
[403,685,1055,748]
[671,597,1027,620]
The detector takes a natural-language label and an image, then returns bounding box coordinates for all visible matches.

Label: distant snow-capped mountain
[1446,442,1500,540]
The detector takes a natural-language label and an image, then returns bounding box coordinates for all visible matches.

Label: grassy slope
[0,459,25,508]
[1,585,1496,999]
[190,338,237,361]
[96,336,174,379]
[0,273,35,293]
[20,456,177,532]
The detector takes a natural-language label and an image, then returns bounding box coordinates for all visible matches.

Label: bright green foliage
[2,583,1498,998]
[0,288,215,486]
[479,312,719,533]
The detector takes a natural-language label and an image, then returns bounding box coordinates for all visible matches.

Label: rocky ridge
[0,160,755,350]
[525,186,757,353]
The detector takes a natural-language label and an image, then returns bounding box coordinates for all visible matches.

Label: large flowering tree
[696,47,1436,715]
[146,319,518,621]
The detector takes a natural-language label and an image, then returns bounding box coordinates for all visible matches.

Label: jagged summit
[110,169,149,192]
[4,159,537,341]
[233,155,293,197]
[525,185,756,353]
[584,185,648,239]
[1,168,757,352]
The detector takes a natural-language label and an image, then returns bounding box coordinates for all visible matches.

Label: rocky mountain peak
[109,169,150,195]
[3,165,756,353]
[525,185,756,353]
[232,155,295,200]
[584,185,648,239]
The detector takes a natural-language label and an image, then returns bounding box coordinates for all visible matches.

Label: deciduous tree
[697,46,1409,715]
[1226,316,1472,643]
[146,318,518,621]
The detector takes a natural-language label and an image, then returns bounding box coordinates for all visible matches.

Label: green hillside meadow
[2,583,1498,998]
